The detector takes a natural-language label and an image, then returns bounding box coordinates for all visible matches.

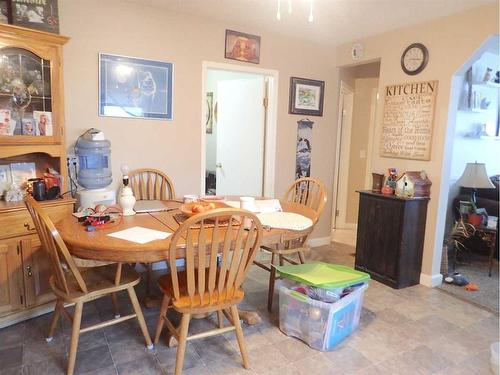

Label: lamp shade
[456,162,495,189]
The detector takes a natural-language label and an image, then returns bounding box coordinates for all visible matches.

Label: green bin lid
[276,262,370,289]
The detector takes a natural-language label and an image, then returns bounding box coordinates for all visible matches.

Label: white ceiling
[127,0,496,46]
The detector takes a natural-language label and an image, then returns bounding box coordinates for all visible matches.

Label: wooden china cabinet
[0,24,74,328]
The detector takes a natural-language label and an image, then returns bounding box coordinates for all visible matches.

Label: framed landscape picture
[289,77,325,116]
[225,29,260,64]
[99,53,173,120]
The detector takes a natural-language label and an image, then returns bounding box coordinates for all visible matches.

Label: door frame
[331,81,355,230]
[200,61,279,197]
[363,88,379,188]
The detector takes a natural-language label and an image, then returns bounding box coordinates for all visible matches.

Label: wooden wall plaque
[380,80,438,161]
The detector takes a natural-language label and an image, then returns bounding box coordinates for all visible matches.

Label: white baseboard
[307,236,332,247]
[420,272,443,287]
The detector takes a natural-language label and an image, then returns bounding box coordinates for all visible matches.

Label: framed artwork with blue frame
[99,53,173,120]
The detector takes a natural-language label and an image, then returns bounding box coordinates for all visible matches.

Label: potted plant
[442,215,476,277]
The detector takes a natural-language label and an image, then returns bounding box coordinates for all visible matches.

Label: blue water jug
[75,129,112,189]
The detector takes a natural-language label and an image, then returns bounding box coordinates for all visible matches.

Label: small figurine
[5,184,24,202]
[387,168,398,189]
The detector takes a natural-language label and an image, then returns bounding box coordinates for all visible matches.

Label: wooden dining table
[56,198,317,329]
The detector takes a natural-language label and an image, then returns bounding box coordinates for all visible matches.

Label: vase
[119,186,136,216]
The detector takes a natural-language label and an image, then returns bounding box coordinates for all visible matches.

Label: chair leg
[46,300,63,342]
[145,263,152,295]
[217,310,225,328]
[154,295,170,344]
[127,287,153,349]
[230,305,249,369]
[175,313,191,375]
[298,251,306,264]
[111,293,120,318]
[67,301,83,375]
[267,253,277,312]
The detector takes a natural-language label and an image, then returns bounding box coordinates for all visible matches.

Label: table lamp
[456,162,495,204]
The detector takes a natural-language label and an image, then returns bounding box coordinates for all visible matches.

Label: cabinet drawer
[0,203,73,240]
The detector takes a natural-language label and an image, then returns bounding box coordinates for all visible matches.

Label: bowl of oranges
[179,201,230,218]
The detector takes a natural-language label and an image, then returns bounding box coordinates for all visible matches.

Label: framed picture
[0,109,14,135]
[10,162,36,189]
[21,115,35,136]
[33,111,53,136]
[11,0,59,33]
[225,30,260,64]
[289,77,325,116]
[99,53,173,120]
[0,0,10,24]
[206,92,214,134]
[0,164,11,196]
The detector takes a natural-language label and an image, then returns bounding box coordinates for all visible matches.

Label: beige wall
[346,77,379,224]
[59,0,338,240]
[336,4,499,282]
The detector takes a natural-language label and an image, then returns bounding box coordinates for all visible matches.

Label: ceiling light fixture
[276,0,314,22]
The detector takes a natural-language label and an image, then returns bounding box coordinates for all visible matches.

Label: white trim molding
[307,236,332,247]
[420,272,443,287]
[200,61,278,197]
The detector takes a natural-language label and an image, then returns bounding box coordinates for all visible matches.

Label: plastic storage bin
[278,281,368,351]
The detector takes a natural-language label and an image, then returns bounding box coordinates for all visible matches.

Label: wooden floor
[0,244,497,375]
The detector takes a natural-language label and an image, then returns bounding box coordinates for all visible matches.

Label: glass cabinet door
[0,47,54,137]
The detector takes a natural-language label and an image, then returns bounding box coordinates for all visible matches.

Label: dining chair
[154,208,263,375]
[129,168,176,201]
[25,196,153,375]
[254,177,327,311]
[129,168,176,298]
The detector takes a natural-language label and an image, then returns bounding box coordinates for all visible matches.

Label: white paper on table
[256,212,313,231]
[107,226,172,244]
[224,199,282,213]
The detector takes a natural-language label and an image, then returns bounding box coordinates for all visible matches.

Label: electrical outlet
[67,154,77,164]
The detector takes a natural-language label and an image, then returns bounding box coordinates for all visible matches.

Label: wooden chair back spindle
[168,208,262,309]
[129,168,176,201]
[284,177,327,220]
[25,196,88,295]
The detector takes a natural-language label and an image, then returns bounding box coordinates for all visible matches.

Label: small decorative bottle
[118,164,136,216]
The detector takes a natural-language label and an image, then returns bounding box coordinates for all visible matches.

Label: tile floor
[0,243,498,375]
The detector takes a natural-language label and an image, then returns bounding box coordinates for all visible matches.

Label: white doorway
[332,61,381,235]
[333,81,354,229]
[201,62,278,197]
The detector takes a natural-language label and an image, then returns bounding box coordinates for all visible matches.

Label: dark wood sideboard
[354,191,429,289]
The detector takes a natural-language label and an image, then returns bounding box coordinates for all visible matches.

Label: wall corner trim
[420,272,443,287]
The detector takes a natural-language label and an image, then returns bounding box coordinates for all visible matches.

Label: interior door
[216,77,265,196]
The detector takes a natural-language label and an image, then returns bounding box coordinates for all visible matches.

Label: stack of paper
[108,226,172,244]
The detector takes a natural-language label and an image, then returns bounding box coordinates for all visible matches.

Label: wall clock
[401,43,428,75]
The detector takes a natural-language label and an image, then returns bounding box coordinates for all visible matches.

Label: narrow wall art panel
[296,119,313,179]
